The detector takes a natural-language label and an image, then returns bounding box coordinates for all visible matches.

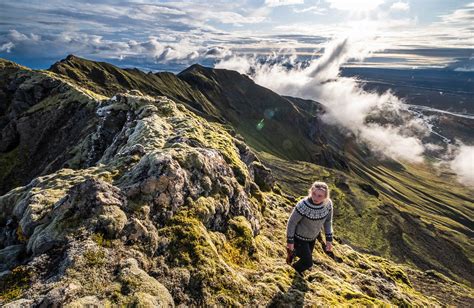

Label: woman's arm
[286,205,304,244]
[323,202,333,242]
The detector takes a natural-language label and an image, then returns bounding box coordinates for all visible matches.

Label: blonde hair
[307,181,331,205]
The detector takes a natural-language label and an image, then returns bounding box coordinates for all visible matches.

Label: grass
[256,148,474,286]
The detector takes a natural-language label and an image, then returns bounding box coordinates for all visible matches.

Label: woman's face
[311,188,326,204]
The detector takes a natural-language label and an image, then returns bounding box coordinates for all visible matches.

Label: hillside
[0,56,473,306]
[46,55,474,286]
[50,55,349,169]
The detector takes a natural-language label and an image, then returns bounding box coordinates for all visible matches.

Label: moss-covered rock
[118,258,174,306]
[0,266,32,303]
[21,177,127,256]
[249,160,275,191]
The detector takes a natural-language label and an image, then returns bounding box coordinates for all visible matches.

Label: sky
[0,0,473,72]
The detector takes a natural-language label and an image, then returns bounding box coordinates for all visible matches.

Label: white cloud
[448,143,474,187]
[0,42,14,53]
[2,29,233,65]
[8,29,40,42]
[454,66,474,72]
[265,0,305,7]
[201,10,267,25]
[438,3,474,26]
[421,3,474,48]
[390,1,409,11]
[126,36,233,62]
[216,35,430,163]
[293,5,327,14]
[359,124,425,162]
[325,0,385,11]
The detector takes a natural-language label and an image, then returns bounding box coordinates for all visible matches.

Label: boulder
[249,161,275,192]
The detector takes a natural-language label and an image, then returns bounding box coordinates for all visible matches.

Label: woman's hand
[287,243,294,251]
[325,241,333,252]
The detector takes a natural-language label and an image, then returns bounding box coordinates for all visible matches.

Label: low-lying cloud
[215,35,472,186]
[216,35,429,163]
[445,142,474,187]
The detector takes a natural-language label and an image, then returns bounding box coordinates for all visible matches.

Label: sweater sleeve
[286,204,304,244]
[323,201,334,242]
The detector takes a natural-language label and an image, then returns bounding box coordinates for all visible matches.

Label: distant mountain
[0,56,472,306]
[49,55,350,169]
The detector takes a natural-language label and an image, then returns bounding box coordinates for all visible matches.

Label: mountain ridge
[0,56,473,306]
[48,54,351,169]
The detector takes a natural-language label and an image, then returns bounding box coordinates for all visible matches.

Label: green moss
[92,232,113,248]
[190,196,216,223]
[226,216,256,256]
[187,197,258,268]
[272,183,283,195]
[156,209,259,304]
[170,109,251,187]
[360,284,379,298]
[328,185,346,204]
[215,289,241,306]
[331,286,391,306]
[424,269,447,280]
[340,290,370,301]
[26,94,62,113]
[159,210,217,268]
[16,225,28,243]
[109,286,127,305]
[366,256,413,288]
[96,169,120,184]
[0,266,32,302]
[83,249,106,267]
[56,212,83,233]
[120,276,141,296]
[155,100,176,116]
[386,267,413,287]
[391,297,412,307]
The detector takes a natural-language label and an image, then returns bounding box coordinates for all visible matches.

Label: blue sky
[0,0,472,72]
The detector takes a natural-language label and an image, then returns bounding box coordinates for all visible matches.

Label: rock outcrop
[0,90,268,305]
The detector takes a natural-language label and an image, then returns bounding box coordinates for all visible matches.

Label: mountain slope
[49,55,222,121]
[178,64,350,169]
[44,56,474,285]
[48,55,350,170]
[178,62,474,287]
[19,57,474,284]
[258,147,474,287]
[0,56,472,306]
[0,58,106,195]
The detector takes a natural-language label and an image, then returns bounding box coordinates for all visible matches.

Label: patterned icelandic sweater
[286,197,333,244]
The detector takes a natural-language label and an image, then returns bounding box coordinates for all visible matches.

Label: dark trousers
[292,237,316,274]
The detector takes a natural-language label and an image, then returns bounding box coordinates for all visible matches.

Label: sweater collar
[307,197,323,206]
[297,198,331,219]
[302,197,326,209]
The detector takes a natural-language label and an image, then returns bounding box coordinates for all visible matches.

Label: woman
[286,181,334,275]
